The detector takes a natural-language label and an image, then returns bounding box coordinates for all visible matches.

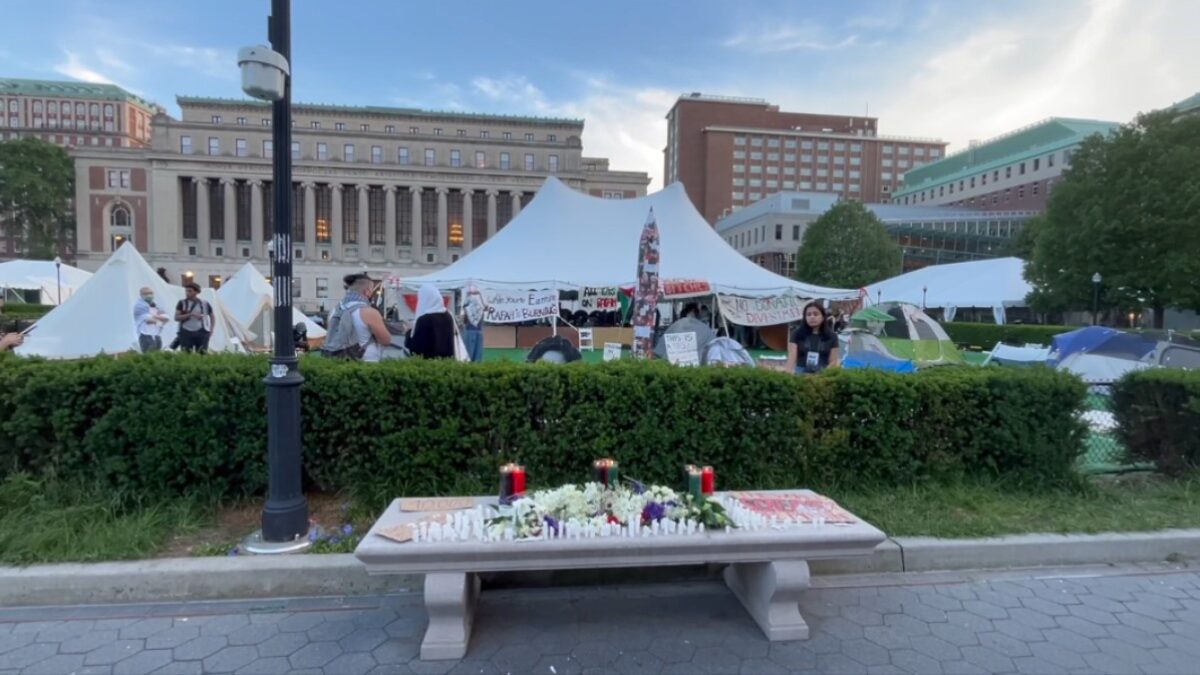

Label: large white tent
[402,178,854,300]
[863,257,1031,323]
[16,243,251,359]
[219,262,327,349]
[0,259,93,305]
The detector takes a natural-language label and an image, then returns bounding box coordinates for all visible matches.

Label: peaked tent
[219,262,327,349]
[863,257,1031,323]
[402,177,855,300]
[0,259,93,305]
[16,243,251,359]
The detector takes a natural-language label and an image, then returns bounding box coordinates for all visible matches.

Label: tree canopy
[0,137,75,260]
[795,200,902,288]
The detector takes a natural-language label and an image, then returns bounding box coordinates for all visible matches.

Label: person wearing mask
[133,286,170,353]
[406,284,456,359]
[786,301,840,375]
[461,285,486,363]
[174,283,214,353]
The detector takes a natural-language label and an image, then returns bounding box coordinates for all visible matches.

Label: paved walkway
[0,565,1197,674]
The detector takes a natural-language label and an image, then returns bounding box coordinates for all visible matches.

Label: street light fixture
[238,0,314,554]
[53,256,62,305]
[1091,272,1102,326]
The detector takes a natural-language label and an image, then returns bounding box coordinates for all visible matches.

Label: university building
[663,93,947,223]
[72,96,649,310]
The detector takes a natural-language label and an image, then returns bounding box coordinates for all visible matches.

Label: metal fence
[1078,388,1150,474]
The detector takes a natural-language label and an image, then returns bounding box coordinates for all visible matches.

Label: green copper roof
[895,117,1119,196]
[0,78,161,111]
[176,96,584,127]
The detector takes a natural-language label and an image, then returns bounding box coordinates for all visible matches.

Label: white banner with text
[481,289,560,323]
[717,294,809,326]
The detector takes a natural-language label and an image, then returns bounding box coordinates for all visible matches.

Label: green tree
[795,201,902,288]
[0,138,75,260]
[1026,111,1200,327]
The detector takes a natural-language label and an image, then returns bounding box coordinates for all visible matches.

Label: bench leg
[420,572,480,660]
[724,560,811,641]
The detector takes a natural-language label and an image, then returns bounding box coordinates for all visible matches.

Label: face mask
[142,295,154,303]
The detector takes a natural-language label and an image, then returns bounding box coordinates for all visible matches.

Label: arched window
[111,204,131,228]
[103,104,114,118]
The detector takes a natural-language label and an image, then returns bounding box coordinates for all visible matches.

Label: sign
[664,332,701,366]
[718,294,809,326]
[603,342,623,362]
[581,287,620,311]
[661,279,711,299]
[481,289,559,323]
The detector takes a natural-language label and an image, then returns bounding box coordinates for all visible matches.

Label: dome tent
[871,302,962,367]
[841,331,917,372]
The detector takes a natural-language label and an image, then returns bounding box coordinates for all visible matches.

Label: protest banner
[664,332,701,366]
[660,279,712,299]
[481,289,559,323]
[717,294,809,326]
[603,342,623,362]
[581,287,620,311]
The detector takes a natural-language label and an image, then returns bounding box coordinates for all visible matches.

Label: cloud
[724,21,859,53]
[53,50,117,84]
[145,44,237,80]
[471,75,550,112]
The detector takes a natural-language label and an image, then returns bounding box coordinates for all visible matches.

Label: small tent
[841,331,917,372]
[219,263,327,349]
[985,343,1051,367]
[16,243,251,359]
[873,302,962,367]
[0,259,93,305]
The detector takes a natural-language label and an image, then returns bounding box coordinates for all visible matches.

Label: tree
[1026,111,1200,327]
[795,201,902,288]
[0,138,75,260]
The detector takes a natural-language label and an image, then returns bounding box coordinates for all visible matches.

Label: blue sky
[1,0,1196,188]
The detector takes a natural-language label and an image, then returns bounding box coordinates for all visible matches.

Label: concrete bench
[354,490,886,660]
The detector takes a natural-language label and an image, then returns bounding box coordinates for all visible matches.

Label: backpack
[321,300,368,360]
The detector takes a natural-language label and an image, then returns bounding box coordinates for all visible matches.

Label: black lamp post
[1091,272,1102,326]
[53,256,62,305]
[922,285,927,310]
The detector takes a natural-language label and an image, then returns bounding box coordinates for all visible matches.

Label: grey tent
[653,316,717,363]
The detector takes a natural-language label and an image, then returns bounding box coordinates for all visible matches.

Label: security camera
[238,45,289,102]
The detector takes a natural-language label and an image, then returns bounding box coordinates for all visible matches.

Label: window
[749,165,762,174]
[929,149,940,158]
[793,225,801,240]
[1006,166,1012,178]
[767,138,780,148]
[734,137,746,146]
[181,135,193,154]
[800,168,812,177]
[311,121,321,129]
[732,191,745,201]
[236,117,246,125]
[236,138,247,157]
[262,118,271,126]
[834,142,845,151]
[734,151,746,160]
[1033,158,1040,171]
[970,177,975,188]
[1020,162,1026,175]
[833,156,845,165]
[898,160,909,168]
[479,130,489,139]
[456,129,466,137]
[816,169,828,178]
[1048,153,1055,168]
[524,153,535,171]
[850,157,861,166]
[832,183,844,191]
[783,167,795,175]
[475,150,486,168]
[817,142,829,151]
[775,224,783,240]
[335,122,346,131]
[767,153,779,161]
[732,178,745,186]
[208,137,220,155]
[749,192,761,201]
[500,152,511,169]
[833,170,845,178]
[262,140,273,158]
[75,102,84,115]
[502,131,513,140]
[524,133,534,141]
[751,137,763,147]
[385,125,395,133]
[749,178,762,187]
[994,170,1000,181]
[450,149,462,167]
[800,181,813,189]
[317,142,328,160]
[409,126,419,134]
[801,140,813,150]
[371,145,383,164]
[361,124,370,132]
[849,170,861,179]
[424,148,435,166]
[399,147,409,164]
[766,166,779,175]
[547,134,557,142]
[766,179,778,189]
[292,141,300,159]
[849,184,860,193]
[1032,182,1040,196]
[882,172,892,181]
[548,154,559,172]
[981,173,987,185]
[750,152,763,160]
[316,278,329,299]
[801,154,813,162]
[212,115,222,124]
[434,128,443,136]
[898,147,910,155]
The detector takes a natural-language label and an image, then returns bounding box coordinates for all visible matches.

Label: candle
[512,465,526,496]
[701,466,715,495]
[593,458,618,487]
[499,463,517,504]
[687,468,702,499]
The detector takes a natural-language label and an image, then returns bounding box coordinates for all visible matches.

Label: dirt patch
[157,493,352,558]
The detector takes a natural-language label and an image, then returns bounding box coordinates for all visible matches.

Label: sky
[1,0,1196,189]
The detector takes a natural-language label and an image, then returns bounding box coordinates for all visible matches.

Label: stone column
[462,189,474,253]
[437,187,449,262]
[222,178,237,257]
[357,185,369,262]
[486,190,498,239]
[512,191,522,217]
[331,184,344,260]
[384,185,397,261]
[411,187,423,263]
[250,180,264,259]
[303,182,316,259]
[195,177,210,256]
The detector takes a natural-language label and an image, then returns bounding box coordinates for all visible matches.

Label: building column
[437,187,449,262]
[195,177,210,256]
[512,191,522,217]
[411,186,423,263]
[250,180,264,259]
[384,185,397,261]
[331,184,344,261]
[303,182,316,260]
[357,184,369,262]
[222,178,237,257]
[486,190,498,239]
[462,189,474,253]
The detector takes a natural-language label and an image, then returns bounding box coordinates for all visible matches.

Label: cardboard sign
[581,287,620,311]
[400,497,475,512]
[718,294,809,327]
[603,342,623,361]
[480,289,559,323]
[664,332,701,366]
[661,279,712,299]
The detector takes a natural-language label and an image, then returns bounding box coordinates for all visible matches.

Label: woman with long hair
[786,301,840,374]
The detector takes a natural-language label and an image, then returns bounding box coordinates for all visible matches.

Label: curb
[2,530,1197,608]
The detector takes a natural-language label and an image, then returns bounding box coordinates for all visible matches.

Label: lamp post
[239,0,313,553]
[53,256,62,305]
[922,285,927,310]
[1091,272,1102,326]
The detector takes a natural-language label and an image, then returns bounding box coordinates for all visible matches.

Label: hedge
[0,354,1088,507]
[0,304,53,320]
[943,322,1072,348]
[1112,369,1200,475]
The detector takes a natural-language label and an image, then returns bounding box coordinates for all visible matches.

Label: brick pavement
[0,565,1197,674]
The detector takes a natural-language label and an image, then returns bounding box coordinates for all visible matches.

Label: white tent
[0,259,93,305]
[863,257,1031,323]
[219,262,327,349]
[1057,352,1152,384]
[16,243,251,359]
[402,178,854,299]
[984,343,1051,366]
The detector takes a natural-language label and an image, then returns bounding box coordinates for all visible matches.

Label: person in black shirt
[405,284,456,359]
[786,301,840,374]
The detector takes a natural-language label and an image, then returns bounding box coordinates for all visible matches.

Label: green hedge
[0,304,53,320]
[1112,370,1200,475]
[0,354,1088,506]
[943,322,1072,348]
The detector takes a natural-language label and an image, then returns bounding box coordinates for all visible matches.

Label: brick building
[0,77,161,148]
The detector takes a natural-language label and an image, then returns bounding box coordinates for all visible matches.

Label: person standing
[406,284,456,359]
[174,283,213,353]
[786,301,840,374]
[461,285,486,363]
[133,286,169,353]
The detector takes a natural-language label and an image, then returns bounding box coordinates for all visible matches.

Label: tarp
[16,243,251,359]
[985,343,1051,366]
[704,337,755,367]
[219,262,327,348]
[0,259,93,305]
[863,257,1031,320]
[402,177,855,300]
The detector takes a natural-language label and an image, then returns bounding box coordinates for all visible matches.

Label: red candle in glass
[512,465,526,495]
[701,466,715,495]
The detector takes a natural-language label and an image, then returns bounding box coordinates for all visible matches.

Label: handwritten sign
[481,289,559,323]
[661,279,712,299]
[581,287,620,311]
[664,332,701,366]
[603,342,623,361]
[400,497,476,512]
[718,294,808,326]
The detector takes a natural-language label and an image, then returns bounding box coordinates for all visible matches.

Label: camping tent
[875,302,963,366]
[0,259,93,305]
[402,177,855,301]
[863,257,1031,324]
[1048,326,1125,365]
[841,331,917,372]
[16,243,251,359]
[985,343,1052,367]
[1051,328,1200,382]
[1058,352,1150,384]
[653,316,717,362]
[219,263,327,349]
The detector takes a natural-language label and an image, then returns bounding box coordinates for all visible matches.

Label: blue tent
[843,351,918,373]
[1049,327,1126,365]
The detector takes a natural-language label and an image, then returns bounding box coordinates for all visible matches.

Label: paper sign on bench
[603,342,623,361]
[664,332,700,366]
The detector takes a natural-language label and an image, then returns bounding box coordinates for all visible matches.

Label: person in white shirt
[133,286,169,353]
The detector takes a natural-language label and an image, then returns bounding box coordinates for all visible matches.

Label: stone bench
[354,490,886,660]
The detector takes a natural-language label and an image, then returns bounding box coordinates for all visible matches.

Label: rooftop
[895,117,1119,195]
[176,96,584,127]
[674,92,770,106]
[0,77,162,111]
[1169,92,1200,114]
